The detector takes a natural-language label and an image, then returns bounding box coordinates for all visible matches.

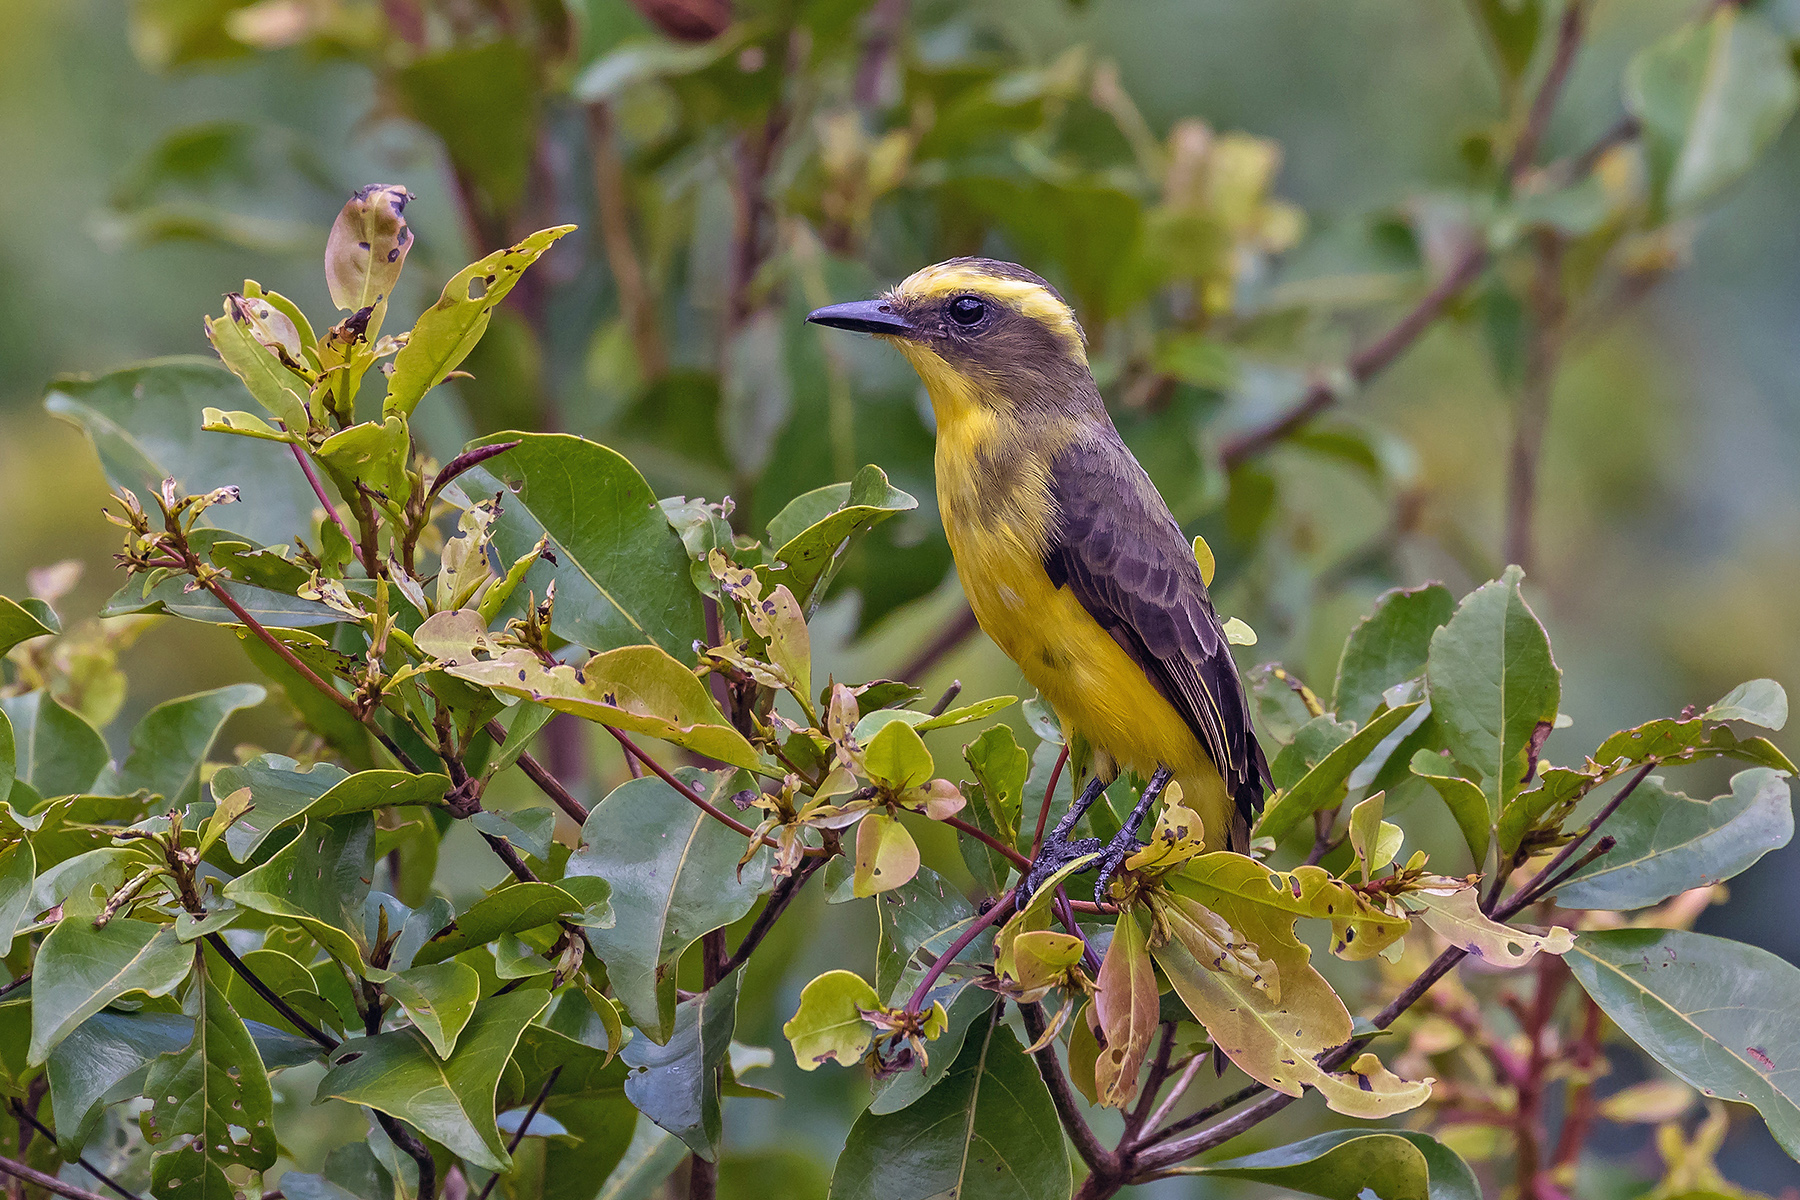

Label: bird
[807,257,1271,905]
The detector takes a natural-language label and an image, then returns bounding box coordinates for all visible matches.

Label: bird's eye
[948,296,986,326]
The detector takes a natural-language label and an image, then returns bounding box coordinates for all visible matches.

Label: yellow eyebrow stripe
[894,262,1086,356]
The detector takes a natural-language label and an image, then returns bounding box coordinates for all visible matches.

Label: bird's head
[807,257,1099,423]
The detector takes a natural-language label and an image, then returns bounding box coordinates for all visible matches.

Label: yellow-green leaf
[783,970,880,1070]
[1402,882,1572,965]
[854,812,919,897]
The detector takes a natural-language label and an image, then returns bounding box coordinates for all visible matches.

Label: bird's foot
[1020,835,1101,910]
[1091,827,1148,906]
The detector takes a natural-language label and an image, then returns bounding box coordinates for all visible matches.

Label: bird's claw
[1020,835,1100,910]
[1091,829,1146,906]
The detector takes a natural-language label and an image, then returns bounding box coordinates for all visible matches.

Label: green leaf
[220,948,338,1041]
[325,184,414,317]
[1626,5,1800,216]
[384,962,481,1059]
[1592,714,1796,774]
[205,298,313,435]
[409,882,584,966]
[119,684,265,811]
[0,595,59,656]
[863,720,934,791]
[621,967,741,1161]
[1348,791,1403,880]
[567,770,770,1043]
[854,812,920,898]
[784,971,880,1071]
[0,691,108,801]
[1257,702,1424,842]
[223,816,377,972]
[28,916,192,1065]
[1469,0,1541,87]
[439,643,759,770]
[1554,769,1793,910]
[762,465,918,606]
[317,989,551,1172]
[46,358,319,547]
[1410,749,1492,867]
[448,434,706,658]
[1568,928,1800,1159]
[1705,678,1788,729]
[215,756,449,861]
[874,865,975,1002]
[1426,567,1559,821]
[317,417,412,508]
[1333,584,1456,723]
[1180,1129,1479,1200]
[385,227,573,416]
[141,957,279,1200]
[0,838,32,957]
[592,1116,686,1200]
[828,1017,1069,1200]
[959,727,1028,895]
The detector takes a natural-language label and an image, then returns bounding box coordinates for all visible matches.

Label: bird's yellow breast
[911,347,1230,840]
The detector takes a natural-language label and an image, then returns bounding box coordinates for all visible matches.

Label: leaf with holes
[317,989,551,1171]
[829,1016,1069,1200]
[140,957,278,1200]
[1401,881,1572,964]
[1093,909,1159,1108]
[384,226,574,416]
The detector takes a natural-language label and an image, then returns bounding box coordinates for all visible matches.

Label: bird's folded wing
[1043,432,1270,824]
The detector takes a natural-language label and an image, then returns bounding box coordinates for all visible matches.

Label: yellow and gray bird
[808,258,1271,902]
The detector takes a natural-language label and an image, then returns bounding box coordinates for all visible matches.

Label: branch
[944,817,1030,870]
[1500,763,1653,917]
[1505,0,1589,183]
[897,605,980,685]
[720,854,824,976]
[480,832,541,885]
[473,1067,560,1200]
[1031,745,1070,855]
[0,972,26,1000]
[206,933,340,1051]
[606,727,774,844]
[1019,1002,1113,1175]
[289,444,362,569]
[0,1155,115,1200]
[374,1113,436,1200]
[484,719,588,823]
[906,889,1014,1016]
[8,1103,143,1200]
[1219,242,1489,467]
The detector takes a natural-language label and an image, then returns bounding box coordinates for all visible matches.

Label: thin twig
[897,605,980,685]
[927,680,962,717]
[480,832,541,885]
[606,728,776,844]
[719,855,824,976]
[1503,229,1566,573]
[0,972,27,1000]
[1220,242,1489,467]
[484,719,588,823]
[374,1113,436,1200]
[206,933,339,1051]
[8,1103,144,1200]
[1019,1002,1113,1175]
[944,817,1030,870]
[1141,1052,1210,1138]
[906,889,1014,1016]
[474,1067,561,1200]
[289,444,361,568]
[1502,764,1653,915]
[1505,0,1589,183]
[1031,745,1070,856]
[586,103,666,378]
[1139,1080,1264,1148]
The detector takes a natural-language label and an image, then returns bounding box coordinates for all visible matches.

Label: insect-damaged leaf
[829,1016,1068,1200]
[1148,856,1426,1118]
[384,226,574,417]
[1093,910,1159,1108]
[140,956,279,1200]
[325,184,414,317]
[1399,882,1572,965]
[784,970,881,1071]
[438,641,761,770]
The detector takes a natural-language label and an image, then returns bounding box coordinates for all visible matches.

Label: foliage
[6,3,1800,1200]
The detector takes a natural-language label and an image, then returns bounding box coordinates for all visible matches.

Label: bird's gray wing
[1043,429,1271,835]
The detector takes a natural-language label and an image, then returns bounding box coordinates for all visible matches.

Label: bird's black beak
[805,299,916,337]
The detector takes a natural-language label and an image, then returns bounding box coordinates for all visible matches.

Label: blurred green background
[5,0,1800,1193]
